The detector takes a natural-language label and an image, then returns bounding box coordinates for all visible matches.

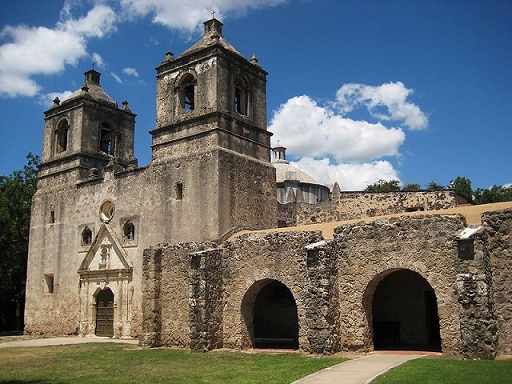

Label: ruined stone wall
[278,190,462,227]
[483,209,512,357]
[334,215,467,356]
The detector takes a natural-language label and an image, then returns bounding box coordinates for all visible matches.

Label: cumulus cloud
[270,95,406,162]
[123,67,139,77]
[0,3,117,97]
[269,83,428,190]
[335,82,428,130]
[119,0,286,32]
[291,157,400,191]
[38,90,74,107]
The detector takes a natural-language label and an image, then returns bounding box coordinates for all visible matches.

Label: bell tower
[151,18,277,240]
[39,69,137,187]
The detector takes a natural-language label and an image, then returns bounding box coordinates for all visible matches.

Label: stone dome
[64,69,116,106]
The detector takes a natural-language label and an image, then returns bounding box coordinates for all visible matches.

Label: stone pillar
[189,248,224,351]
[139,248,162,348]
[304,240,339,354]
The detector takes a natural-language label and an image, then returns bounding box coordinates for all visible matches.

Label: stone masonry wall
[483,208,512,357]
[279,190,462,227]
[140,211,509,359]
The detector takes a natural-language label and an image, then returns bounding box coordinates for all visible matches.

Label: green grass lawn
[373,356,512,384]
[0,343,346,384]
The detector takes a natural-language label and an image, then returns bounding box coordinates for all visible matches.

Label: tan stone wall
[140,211,509,358]
[278,190,462,227]
[483,209,512,357]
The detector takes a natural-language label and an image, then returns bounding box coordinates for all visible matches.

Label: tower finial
[211,10,216,19]
[92,62,95,70]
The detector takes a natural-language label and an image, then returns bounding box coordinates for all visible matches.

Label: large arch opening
[369,269,441,352]
[95,288,114,337]
[242,279,299,350]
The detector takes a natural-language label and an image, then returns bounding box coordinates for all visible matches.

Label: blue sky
[1,0,511,191]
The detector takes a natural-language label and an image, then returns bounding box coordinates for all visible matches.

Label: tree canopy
[0,153,39,331]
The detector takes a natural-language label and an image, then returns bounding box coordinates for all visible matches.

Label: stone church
[25,18,512,360]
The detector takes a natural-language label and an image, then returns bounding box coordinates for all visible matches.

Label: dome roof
[273,161,319,184]
[64,70,116,106]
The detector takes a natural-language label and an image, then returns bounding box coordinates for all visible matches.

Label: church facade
[25,19,512,359]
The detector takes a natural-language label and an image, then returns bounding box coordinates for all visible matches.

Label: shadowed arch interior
[369,269,441,352]
[241,279,299,349]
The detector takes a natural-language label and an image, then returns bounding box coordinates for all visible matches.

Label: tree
[0,153,39,331]
[365,179,401,192]
[427,181,444,191]
[402,183,421,191]
[474,185,512,204]
[450,176,472,202]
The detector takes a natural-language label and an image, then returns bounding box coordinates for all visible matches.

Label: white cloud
[335,82,428,130]
[119,0,286,32]
[111,72,123,84]
[270,95,406,162]
[123,67,139,77]
[292,157,400,191]
[0,4,117,97]
[92,52,106,69]
[39,90,74,107]
[269,83,428,190]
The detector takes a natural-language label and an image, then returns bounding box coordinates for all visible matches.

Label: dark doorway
[372,269,441,352]
[95,289,114,337]
[252,281,299,349]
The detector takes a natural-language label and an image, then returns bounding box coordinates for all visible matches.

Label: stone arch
[363,268,441,352]
[233,75,250,115]
[177,73,196,112]
[55,118,69,153]
[241,279,299,349]
[99,121,118,156]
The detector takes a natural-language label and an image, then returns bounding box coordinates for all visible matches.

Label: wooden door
[95,289,114,337]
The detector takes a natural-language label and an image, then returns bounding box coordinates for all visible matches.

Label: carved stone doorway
[95,288,114,337]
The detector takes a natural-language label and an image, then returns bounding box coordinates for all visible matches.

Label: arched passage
[95,288,114,337]
[368,269,441,351]
[241,279,299,349]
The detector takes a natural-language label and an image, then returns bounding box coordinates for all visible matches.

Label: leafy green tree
[0,153,39,331]
[474,185,512,204]
[365,179,401,192]
[402,183,421,191]
[426,181,444,191]
[450,176,472,202]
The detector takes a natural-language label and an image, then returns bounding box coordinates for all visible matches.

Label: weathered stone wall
[483,208,512,357]
[278,190,463,227]
[139,211,510,359]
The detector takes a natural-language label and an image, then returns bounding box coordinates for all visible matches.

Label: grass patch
[372,356,512,384]
[0,343,346,383]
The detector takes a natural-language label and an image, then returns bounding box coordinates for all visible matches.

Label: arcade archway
[242,279,299,349]
[368,269,441,351]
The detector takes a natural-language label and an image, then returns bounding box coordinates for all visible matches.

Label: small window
[99,200,115,223]
[178,74,195,112]
[175,182,183,200]
[49,210,55,224]
[81,226,92,246]
[55,120,69,153]
[123,221,135,242]
[458,239,475,260]
[44,274,54,294]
